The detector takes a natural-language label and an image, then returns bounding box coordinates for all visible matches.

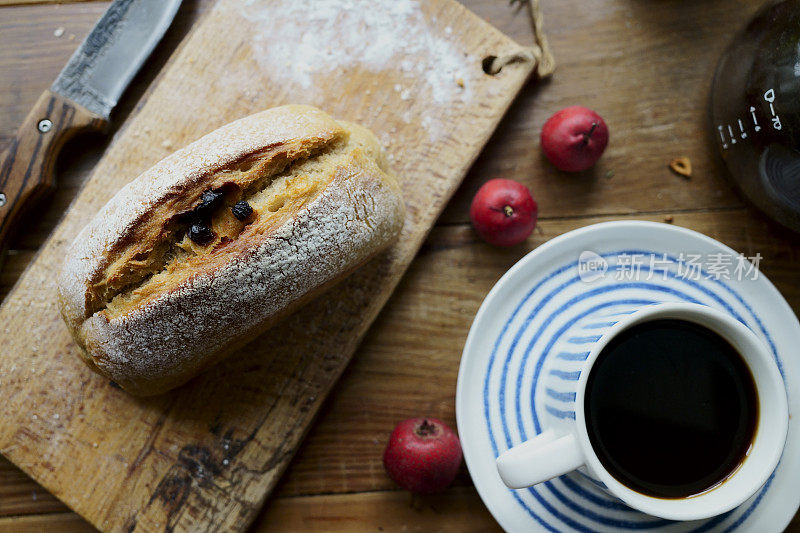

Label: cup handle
[496,429,585,489]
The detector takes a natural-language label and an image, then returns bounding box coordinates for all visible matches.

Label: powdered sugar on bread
[59,105,343,328]
[57,105,404,395]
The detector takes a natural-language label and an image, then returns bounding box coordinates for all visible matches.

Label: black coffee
[584,319,758,499]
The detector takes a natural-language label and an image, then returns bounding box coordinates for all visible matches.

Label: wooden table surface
[1,0,799,531]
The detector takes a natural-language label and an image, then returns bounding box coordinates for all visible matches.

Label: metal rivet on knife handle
[0,0,183,279]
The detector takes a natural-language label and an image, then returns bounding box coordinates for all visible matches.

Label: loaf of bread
[57,105,405,396]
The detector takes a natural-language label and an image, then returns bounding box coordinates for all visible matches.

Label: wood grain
[2,209,798,530]
[0,0,767,236]
[275,207,800,497]
[0,1,97,6]
[253,487,502,532]
[0,0,540,531]
[0,455,66,516]
[0,2,110,153]
[0,1,214,259]
[440,0,764,225]
[0,512,95,533]
[3,0,800,532]
[0,90,106,261]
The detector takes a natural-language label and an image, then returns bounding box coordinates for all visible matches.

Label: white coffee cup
[495,302,788,521]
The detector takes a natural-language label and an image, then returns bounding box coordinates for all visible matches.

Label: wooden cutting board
[0,0,545,531]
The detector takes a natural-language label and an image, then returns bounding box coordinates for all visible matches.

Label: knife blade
[0,0,182,268]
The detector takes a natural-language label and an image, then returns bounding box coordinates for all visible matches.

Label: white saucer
[456,221,800,533]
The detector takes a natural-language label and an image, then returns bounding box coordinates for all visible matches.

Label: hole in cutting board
[482,55,499,75]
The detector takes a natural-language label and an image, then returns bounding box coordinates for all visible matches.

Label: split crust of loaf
[57,105,405,395]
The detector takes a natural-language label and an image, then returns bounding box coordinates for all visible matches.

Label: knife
[0,0,182,262]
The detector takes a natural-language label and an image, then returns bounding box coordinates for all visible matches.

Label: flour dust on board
[238,0,481,143]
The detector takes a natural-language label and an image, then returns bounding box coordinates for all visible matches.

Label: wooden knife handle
[0,89,107,256]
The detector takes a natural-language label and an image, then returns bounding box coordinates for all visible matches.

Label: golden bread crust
[57,105,404,395]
